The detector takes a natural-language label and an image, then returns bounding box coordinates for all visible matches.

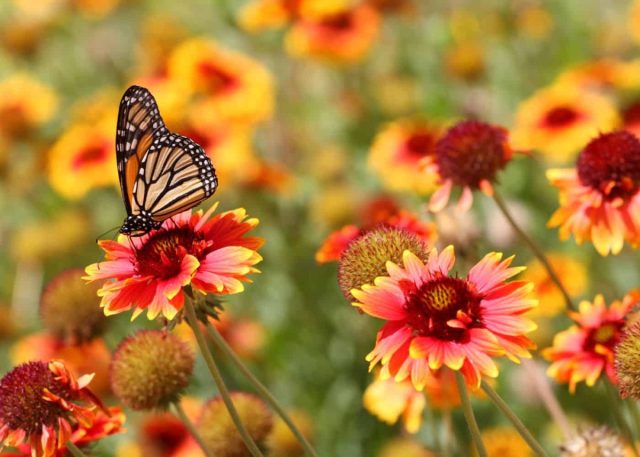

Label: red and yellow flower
[0,360,120,457]
[363,373,426,433]
[427,120,512,213]
[547,131,640,256]
[554,59,640,91]
[368,119,441,195]
[351,246,537,389]
[544,292,639,392]
[168,38,274,126]
[511,83,619,162]
[84,204,263,320]
[285,3,380,64]
[47,120,118,200]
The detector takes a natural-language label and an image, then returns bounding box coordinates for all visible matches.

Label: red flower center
[320,12,354,31]
[197,61,239,94]
[398,131,436,163]
[583,322,624,355]
[72,142,108,170]
[435,120,511,188]
[404,275,482,342]
[141,414,189,456]
[135,227,211,279]
[0,362,74,435]
[542,106,580,129]
[577,131,640,201]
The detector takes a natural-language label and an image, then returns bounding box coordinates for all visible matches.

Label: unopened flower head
[0,360,109,457]
[40,268,106,343]
[110,330,194,410]
[548,131,640,255]
[198,392,273,457]
[352,246,537,389]
[338,226,431,300]
[85,204,263,321]
[559,426,627,457]
[429,120,512,212]
[615,319,640,399]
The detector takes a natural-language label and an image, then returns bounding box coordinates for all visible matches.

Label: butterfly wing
[115,85,168,217]
[116,86,217,235]
[131,132,218,222]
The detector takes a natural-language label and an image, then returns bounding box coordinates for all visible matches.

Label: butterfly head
[119,213,162,237]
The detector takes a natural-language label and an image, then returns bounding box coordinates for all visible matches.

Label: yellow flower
[517,5,554,40]
[555,59,640,91]
[47,120,118,200]
[266,410,314,456]
[71,0,121,18]
[511,83,619,163]
[522,253,587,319]
[11,0,64,21]
[479,426,533,457]
[285,4,380,64]
[363,375,426,434]
[369,118,440,195]
[0,73,58,138]
[377,438,437,457]
[238,0,293,32]
[168,38,274,126]
[444,40,485,81]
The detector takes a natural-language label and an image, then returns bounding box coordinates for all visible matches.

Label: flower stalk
[172,401,215,457]
[205,320,318,457]
[603,379,640,457]
[455,371,487,457]
[65,441,89,457]
[491,190,576,312]
[184,297,264,457]
[481,380,550,457]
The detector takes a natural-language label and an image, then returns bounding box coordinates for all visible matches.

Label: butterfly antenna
[95,225,120,244]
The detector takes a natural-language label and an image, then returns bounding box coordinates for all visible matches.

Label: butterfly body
[116,85,217,236]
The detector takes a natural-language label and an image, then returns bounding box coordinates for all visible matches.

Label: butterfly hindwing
[116,85,217,235]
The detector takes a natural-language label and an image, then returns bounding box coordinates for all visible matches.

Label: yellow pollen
[426,284,455,311]
[594,324,615,343]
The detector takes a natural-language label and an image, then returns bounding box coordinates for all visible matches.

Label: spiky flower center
[542,106,580,129]
[0,362,73,435]
[435,120,510,189]
[577,131,640,201]
[404,275,482,342]
[135,227,211,279]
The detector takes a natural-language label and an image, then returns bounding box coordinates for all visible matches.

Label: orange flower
[168,38,274,126]
[0,360,117,457]
[555,59,640,91]
[285,4,380,64]
[521,253,587,318]
[84,204,263,320]
[0,73,58,139]
[427,120,512,213]
[47,121,118,200]
[369,119,441,195]
[363,373,426,433]
[511,83,619,162]
[544,292,639,392]
[10,333,112,396]
[352,247,537,388]
[238,0,300,32]
[547,131,640,256]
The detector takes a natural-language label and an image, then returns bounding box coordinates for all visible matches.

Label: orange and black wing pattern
[116,86,217,235]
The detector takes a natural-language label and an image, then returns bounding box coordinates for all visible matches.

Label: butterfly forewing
[116,85,218,235]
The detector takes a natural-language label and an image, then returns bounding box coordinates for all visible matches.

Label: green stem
[184,298,264,457]
[172,401,215,457]
[65,441,88,457]
[604,379,640,457]
[492,190,576,312]
[455,372,488,457]
[481,380,550,457]
[205,321,318,457]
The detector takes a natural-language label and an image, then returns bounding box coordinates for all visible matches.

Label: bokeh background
[2,0,640,455]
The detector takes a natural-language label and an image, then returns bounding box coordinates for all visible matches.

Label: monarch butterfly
[116,85,217,236]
